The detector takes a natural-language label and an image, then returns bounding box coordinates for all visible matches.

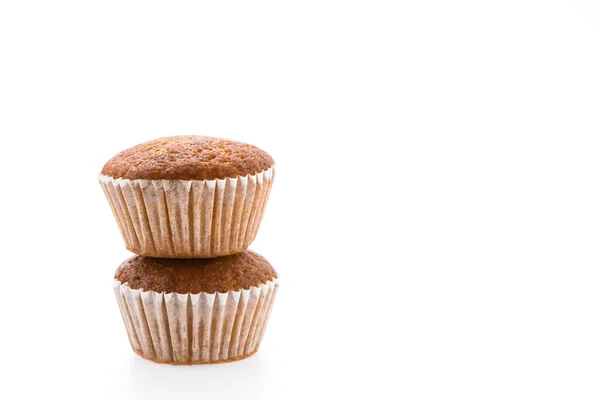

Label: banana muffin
[114,250,279,365]
[99,136,275,258]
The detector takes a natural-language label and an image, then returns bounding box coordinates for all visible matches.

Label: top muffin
[101,136,274,181]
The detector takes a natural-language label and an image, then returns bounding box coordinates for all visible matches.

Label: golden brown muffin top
[101,136,274,181]
[115,251,277,294]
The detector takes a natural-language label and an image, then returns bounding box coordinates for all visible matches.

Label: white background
[1,1,600,399]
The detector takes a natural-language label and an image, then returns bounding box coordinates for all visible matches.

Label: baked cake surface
[115,250,277,294]
[102,136,274,180]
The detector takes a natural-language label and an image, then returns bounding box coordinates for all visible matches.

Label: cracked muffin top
[101,136,274,181]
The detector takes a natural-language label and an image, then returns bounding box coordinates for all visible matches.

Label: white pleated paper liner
[113,278,279,365]
[99,167,274,258]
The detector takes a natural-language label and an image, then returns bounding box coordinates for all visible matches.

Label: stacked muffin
[99,136,279,364]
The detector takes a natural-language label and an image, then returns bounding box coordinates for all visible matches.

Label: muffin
[113,250,279,365]
[99,136,275,258]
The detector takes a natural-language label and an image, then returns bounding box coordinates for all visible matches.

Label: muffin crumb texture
[101,136,274,180]
[115,251,278,294]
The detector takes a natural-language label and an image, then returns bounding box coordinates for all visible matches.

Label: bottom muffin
[113,250,279,365]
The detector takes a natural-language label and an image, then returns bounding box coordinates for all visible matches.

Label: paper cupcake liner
[113,278,279,365]
[99,167,274,258]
